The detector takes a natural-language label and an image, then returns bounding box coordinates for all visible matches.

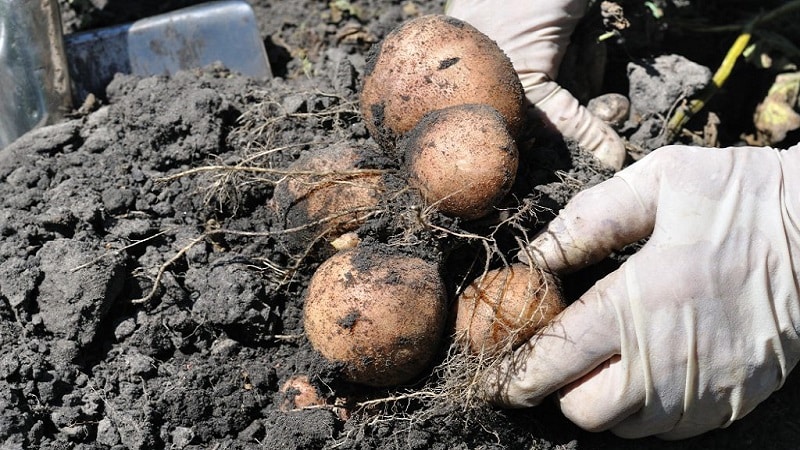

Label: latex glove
[445,0,626,170]
[487,144,800,439]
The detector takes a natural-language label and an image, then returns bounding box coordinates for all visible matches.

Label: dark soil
[2,1,800,449]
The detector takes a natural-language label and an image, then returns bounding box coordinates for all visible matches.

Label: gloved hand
[445,0,627,170]
[485,144,800,439]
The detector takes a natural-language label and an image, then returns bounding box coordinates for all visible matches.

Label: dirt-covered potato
[587,93,631,129]
[279,375,325,412]
[455,263,565,354]
[360,14,525,151]
[270,143,386,253]
[303,245,447,387]
[401,104,518,220]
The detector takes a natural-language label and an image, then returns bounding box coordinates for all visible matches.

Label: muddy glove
[445,0,626,170]
[487,144,800,439]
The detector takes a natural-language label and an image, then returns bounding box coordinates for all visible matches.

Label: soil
[2,1,800,449]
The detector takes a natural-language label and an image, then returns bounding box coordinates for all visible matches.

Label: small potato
[455,263,565,355]
[279,375,325,411]
[587,93,630,129]
[271,143,385,253]
[401,104,518,220]
[360,14,525,151]
[303,245,447,387]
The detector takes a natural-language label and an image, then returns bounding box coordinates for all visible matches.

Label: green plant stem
[664,0,800,142]
[665,26,753,142]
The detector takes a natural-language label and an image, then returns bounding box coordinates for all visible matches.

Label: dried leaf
[753,72,800,144]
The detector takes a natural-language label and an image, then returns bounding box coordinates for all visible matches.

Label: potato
[587,93,630,129]
[361,14,525,151]
[401,104,518,220]
[455,263,565,354]
[270,143,385,252]
[279,375,325,411]
[303,245,447,387]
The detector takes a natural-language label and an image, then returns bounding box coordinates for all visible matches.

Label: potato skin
[279,375,324,412]
[401,104,518,220]
[270,144,384,252]
[303,246,447,387]
[455,263,565,354]
[361,14,524,151]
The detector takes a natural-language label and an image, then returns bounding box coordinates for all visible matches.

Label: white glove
[486,144,800,439]
[445,0,626,170]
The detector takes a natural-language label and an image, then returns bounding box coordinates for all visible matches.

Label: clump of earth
[2,1,800,449]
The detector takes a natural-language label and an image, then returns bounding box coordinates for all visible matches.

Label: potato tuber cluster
[292,14,565,393]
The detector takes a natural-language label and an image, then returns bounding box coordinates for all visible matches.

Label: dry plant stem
[271,334,304,341]
[131,233,208,304]
[747,0,800,27]
[162,142,312,184]
[71,228,174,272]
[665,24,753,142]
[235,91,359,148]
[354,390,443,410]
[130,206,382,305]
[161,155,388,213]
[157,166,386,184]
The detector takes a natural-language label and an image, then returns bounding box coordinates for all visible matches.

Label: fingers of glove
[610,400,730,440]
[557,355,643,432]
[445,0,585,80]
[651,417,728,441]
[482,271,624,408]
[629,354,783,440]
[521,174,656,273]
[527,80,626,170]
[520,146,709,272]
[554,251,684,438]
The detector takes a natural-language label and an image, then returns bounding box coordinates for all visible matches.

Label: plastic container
[64,0,272,103]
